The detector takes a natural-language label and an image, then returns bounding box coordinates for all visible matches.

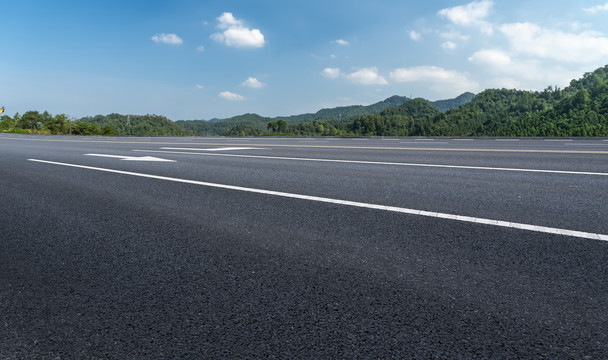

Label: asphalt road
[1,134,607,358]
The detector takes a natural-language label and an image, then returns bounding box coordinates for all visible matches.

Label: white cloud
[197,45,205,52]
[334,39,350,46]
[242,77,265,88]
[564,22,593,32]
[210,12,265,48]
[409,31,422,41]
[390,66,479,95]
[441,41,457,50]
[151,33,183,45]
[499,22,608,64]
[440,29,470,41]
[438,0,494,35]
[195,84,204,89]
[584,3,608,14]
[219,91,245,101]
[216,12,242,29]
[322,68,341,79]
[346,67,388,85]
[467,49,583,91]
[468,49,511,66]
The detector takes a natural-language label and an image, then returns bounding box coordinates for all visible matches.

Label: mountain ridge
[175,92,475,136]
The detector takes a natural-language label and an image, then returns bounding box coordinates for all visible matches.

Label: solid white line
[133,150,608,177]
[564,143,608,146]
[452,139,474,141]
[544,139,573,142]
[495,139,520,141]
[27,158,608,242]
[160,147,266,152]
[399,141,450,144]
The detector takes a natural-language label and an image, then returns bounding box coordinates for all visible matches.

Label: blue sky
[2,0,608,120]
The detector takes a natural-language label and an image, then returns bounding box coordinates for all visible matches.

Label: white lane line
[452,139,474,141]
[564,143,608,146]
[160,147,266,152]
[415,139,435,141]
[495,139,520,141]
[382,139,400,141]
[545,139,573,142]
[399,141,450,144]
[27,158,608,242]
[133,150,608,177]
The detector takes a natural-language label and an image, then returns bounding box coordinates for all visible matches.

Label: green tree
[71,121,101,135]
[101,125,116,135]
[0,114,14,130]
[267,121,277,132]
[18,111,43,129]
[277,119,287,133]
[45,114,69,134]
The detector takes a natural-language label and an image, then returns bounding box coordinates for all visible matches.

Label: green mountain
[348,98,441,136]
[343,64,608,137]
[431,92,476,112]
[177,113,270,136]
[275,95,412,124]
[495,65,608,136]
[175,93,475,136]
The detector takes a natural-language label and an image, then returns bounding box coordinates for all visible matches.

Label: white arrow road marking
[84,154,176,162]
[160,147,267,152]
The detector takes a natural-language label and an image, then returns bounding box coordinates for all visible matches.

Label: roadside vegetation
[0,111,115,135]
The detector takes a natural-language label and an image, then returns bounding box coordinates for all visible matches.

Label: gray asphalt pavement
[1,134,607,358]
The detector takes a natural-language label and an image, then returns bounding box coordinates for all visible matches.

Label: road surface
[1,134,607,358]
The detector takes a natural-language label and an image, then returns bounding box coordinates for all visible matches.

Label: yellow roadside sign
[0,106,4,115]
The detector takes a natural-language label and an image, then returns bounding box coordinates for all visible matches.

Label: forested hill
[177,113,270,136]
[275,92,475,123]
[174,93,474,136]
[342,64,608,137]
[348,99,440,136]
[431,92,476,112]
[274,95,412,123]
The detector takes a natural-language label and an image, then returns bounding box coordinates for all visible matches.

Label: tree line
[80,113,189,136]
[0,111,116,135]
